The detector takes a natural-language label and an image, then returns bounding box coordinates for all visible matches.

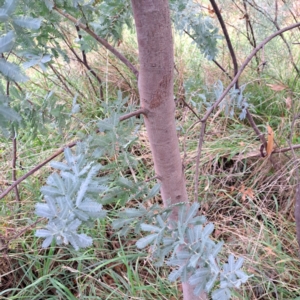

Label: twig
[48,63,75,97]
[246,109,267,147]
[245,0,300,75]
[7,79,21,207]
[119,108,148,121]
[212,59,233,80]
[0,141,77,200]
[281,0,300,33]
[0,218,44,251]
[12,135,21,205]
[53,6,139,78]
[241,0,260,70]
[75,25,104,101]
[176,98,201,121]
[194,121,206,202]
[273,144,300,154]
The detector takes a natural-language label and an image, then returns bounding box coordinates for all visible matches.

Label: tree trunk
[131,1,207,299]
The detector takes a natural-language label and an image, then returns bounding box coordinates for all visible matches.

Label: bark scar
[150,73,172,109]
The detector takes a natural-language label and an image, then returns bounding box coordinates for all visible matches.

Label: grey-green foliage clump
[0,0,52,136]
[134,203,251,299]
[35,146,108,250]
[184,77,250,121]
[170,0,221,60]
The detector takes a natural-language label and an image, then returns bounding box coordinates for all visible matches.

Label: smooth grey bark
[131,0,206,299]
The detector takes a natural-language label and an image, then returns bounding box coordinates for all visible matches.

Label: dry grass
[2,7,300,299]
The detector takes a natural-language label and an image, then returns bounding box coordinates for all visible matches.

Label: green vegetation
[1,0,300,299]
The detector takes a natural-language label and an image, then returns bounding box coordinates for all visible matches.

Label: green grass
[2,6,300,299]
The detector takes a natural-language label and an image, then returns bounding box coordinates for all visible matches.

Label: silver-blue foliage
[35,146,108,250]
[135,202,251,299]
[170,0,221,60]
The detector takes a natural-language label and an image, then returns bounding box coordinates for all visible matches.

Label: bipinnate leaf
[112,217,133,230]
[98,115,119,132]
[188,253,201,268]
[140,223,161,233]
[168,267,183,282]
[211,288,231,300]
[0,11,8,21]
[67,219,81,231]
[202,223,214,238]
[0,31,15,54]
[77,200,103,212]
[146,182,161,199]
[35,229,52,238]
[0,104,21,122]
[44,0,54,10]
[64,147,74,166]
[0,59,28,82]
[35,203,55,218]
[2,0,18,15]
[235,270,250,284]
[35,229,53,248]
[123,207,146,218]
[211,241,224,257]
[45,196,57,216]
[72,94,80,114]
[189,268,210,286]
[13,16,42,30]
[42,236,54,248]
[51,172,65,194]
[205,273,218,293]
[70,233,93,250]
[76,166,99,206]
[50,161,71,171]
[73,209,89,221]
[40,185,61,197]
[136,233,158,249]
[184,202,200,224]
[208,255,220,274]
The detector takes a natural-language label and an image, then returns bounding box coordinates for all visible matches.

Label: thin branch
[119,108,148,121]
[176,97,201,121]
[194,121,206,202]
[209,0,238,79]
[242,0,260,70]
[12,135,21,205]
[281,0,300,33]
[245,0,300,75]
[53,6,139,79]
[0,141,77,200]
[246,109,267,147]
[7,79,21,207]
[273,144,300,154]
[48,63,74,97]
[0,218,44,251]
[75,25,104,101]
[212,59,233,80]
